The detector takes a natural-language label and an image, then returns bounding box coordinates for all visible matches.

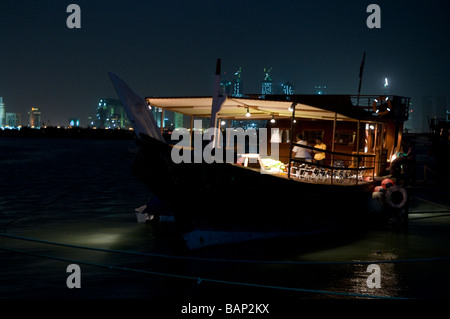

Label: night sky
[0,0,449,129]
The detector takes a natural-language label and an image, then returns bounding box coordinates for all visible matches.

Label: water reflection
[1,138,450,300]
[349,253,402,299]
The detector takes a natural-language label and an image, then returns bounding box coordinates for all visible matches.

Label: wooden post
[331,112,337,184]
[287,102,296,179]
[190,115,194,148]
[356,120,361,185]
[160,108,165,136]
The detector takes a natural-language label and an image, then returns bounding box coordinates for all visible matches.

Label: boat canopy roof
[145,94,409,122]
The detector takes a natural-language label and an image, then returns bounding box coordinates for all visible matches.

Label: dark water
[1,137,450,312]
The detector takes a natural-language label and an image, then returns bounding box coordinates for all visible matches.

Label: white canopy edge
[145,96,352,121]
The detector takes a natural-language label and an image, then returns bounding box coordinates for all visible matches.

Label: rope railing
[288,143,375,184]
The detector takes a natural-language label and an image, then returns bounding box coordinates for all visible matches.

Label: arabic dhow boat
[109,59,411,249]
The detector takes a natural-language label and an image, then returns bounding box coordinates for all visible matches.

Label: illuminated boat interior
[144,94,410,185]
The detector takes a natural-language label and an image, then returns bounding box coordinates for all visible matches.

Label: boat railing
[350,95,410,120]
[288,143,375,185]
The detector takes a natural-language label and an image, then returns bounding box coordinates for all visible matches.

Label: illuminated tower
[220,80,231,96]
[6,113,21,127]
[29,107,41,128]
[232,67,243,97]
[95,98,130,129]
[261,67,272,95]
[281,82,294,95]
[0,97,5,127]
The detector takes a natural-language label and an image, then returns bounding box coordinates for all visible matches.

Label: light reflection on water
[1,137,450,301]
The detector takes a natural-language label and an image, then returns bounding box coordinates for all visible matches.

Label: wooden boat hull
[107,71,405,249]
[133,134,376,249]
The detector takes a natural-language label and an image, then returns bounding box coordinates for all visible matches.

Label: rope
[0,245,409,300]
[409,213,450,220]
[2,233,450,265]
[412,195,450,211]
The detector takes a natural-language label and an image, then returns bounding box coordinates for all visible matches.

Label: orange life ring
[372,96,392,116]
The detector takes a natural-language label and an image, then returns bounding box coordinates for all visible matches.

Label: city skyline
[0,1,449,131]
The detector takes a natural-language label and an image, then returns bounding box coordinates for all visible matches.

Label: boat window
[303,130,324,143]
[173,112,192,130]
[335,132,356,145]
[229,120,268,131]
[193,117,210,132]
[160,111,193,134]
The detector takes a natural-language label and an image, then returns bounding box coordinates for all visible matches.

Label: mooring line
[0,245,410,300]
[1,232,450,265]
[409,213,450,220]
[412,195,450,211]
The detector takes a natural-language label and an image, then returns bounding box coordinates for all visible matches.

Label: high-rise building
[220,80,232,96]
[404,99,417,133]
[232,67,243,97]
[261,67,273,95]
[29,107,41,128]
[281,82,294,95]
[0,97,5,127]
[95,98,130,129]
[6,113,21,127]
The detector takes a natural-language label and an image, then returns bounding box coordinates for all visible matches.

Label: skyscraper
[6,113,21,127]
[261,67,273,95]
[220,80,232,96]
[95,98,130,129]
[404,100,416,133]
[0,97,5,127]
[281,82,294,95]
[29,107,41,128]
[232,67,243,97]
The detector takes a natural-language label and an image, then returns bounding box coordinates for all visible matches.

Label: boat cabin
[144,93,410,185]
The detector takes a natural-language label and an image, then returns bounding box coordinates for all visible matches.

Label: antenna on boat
[357,52,366,106]
[210,58,226,129]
